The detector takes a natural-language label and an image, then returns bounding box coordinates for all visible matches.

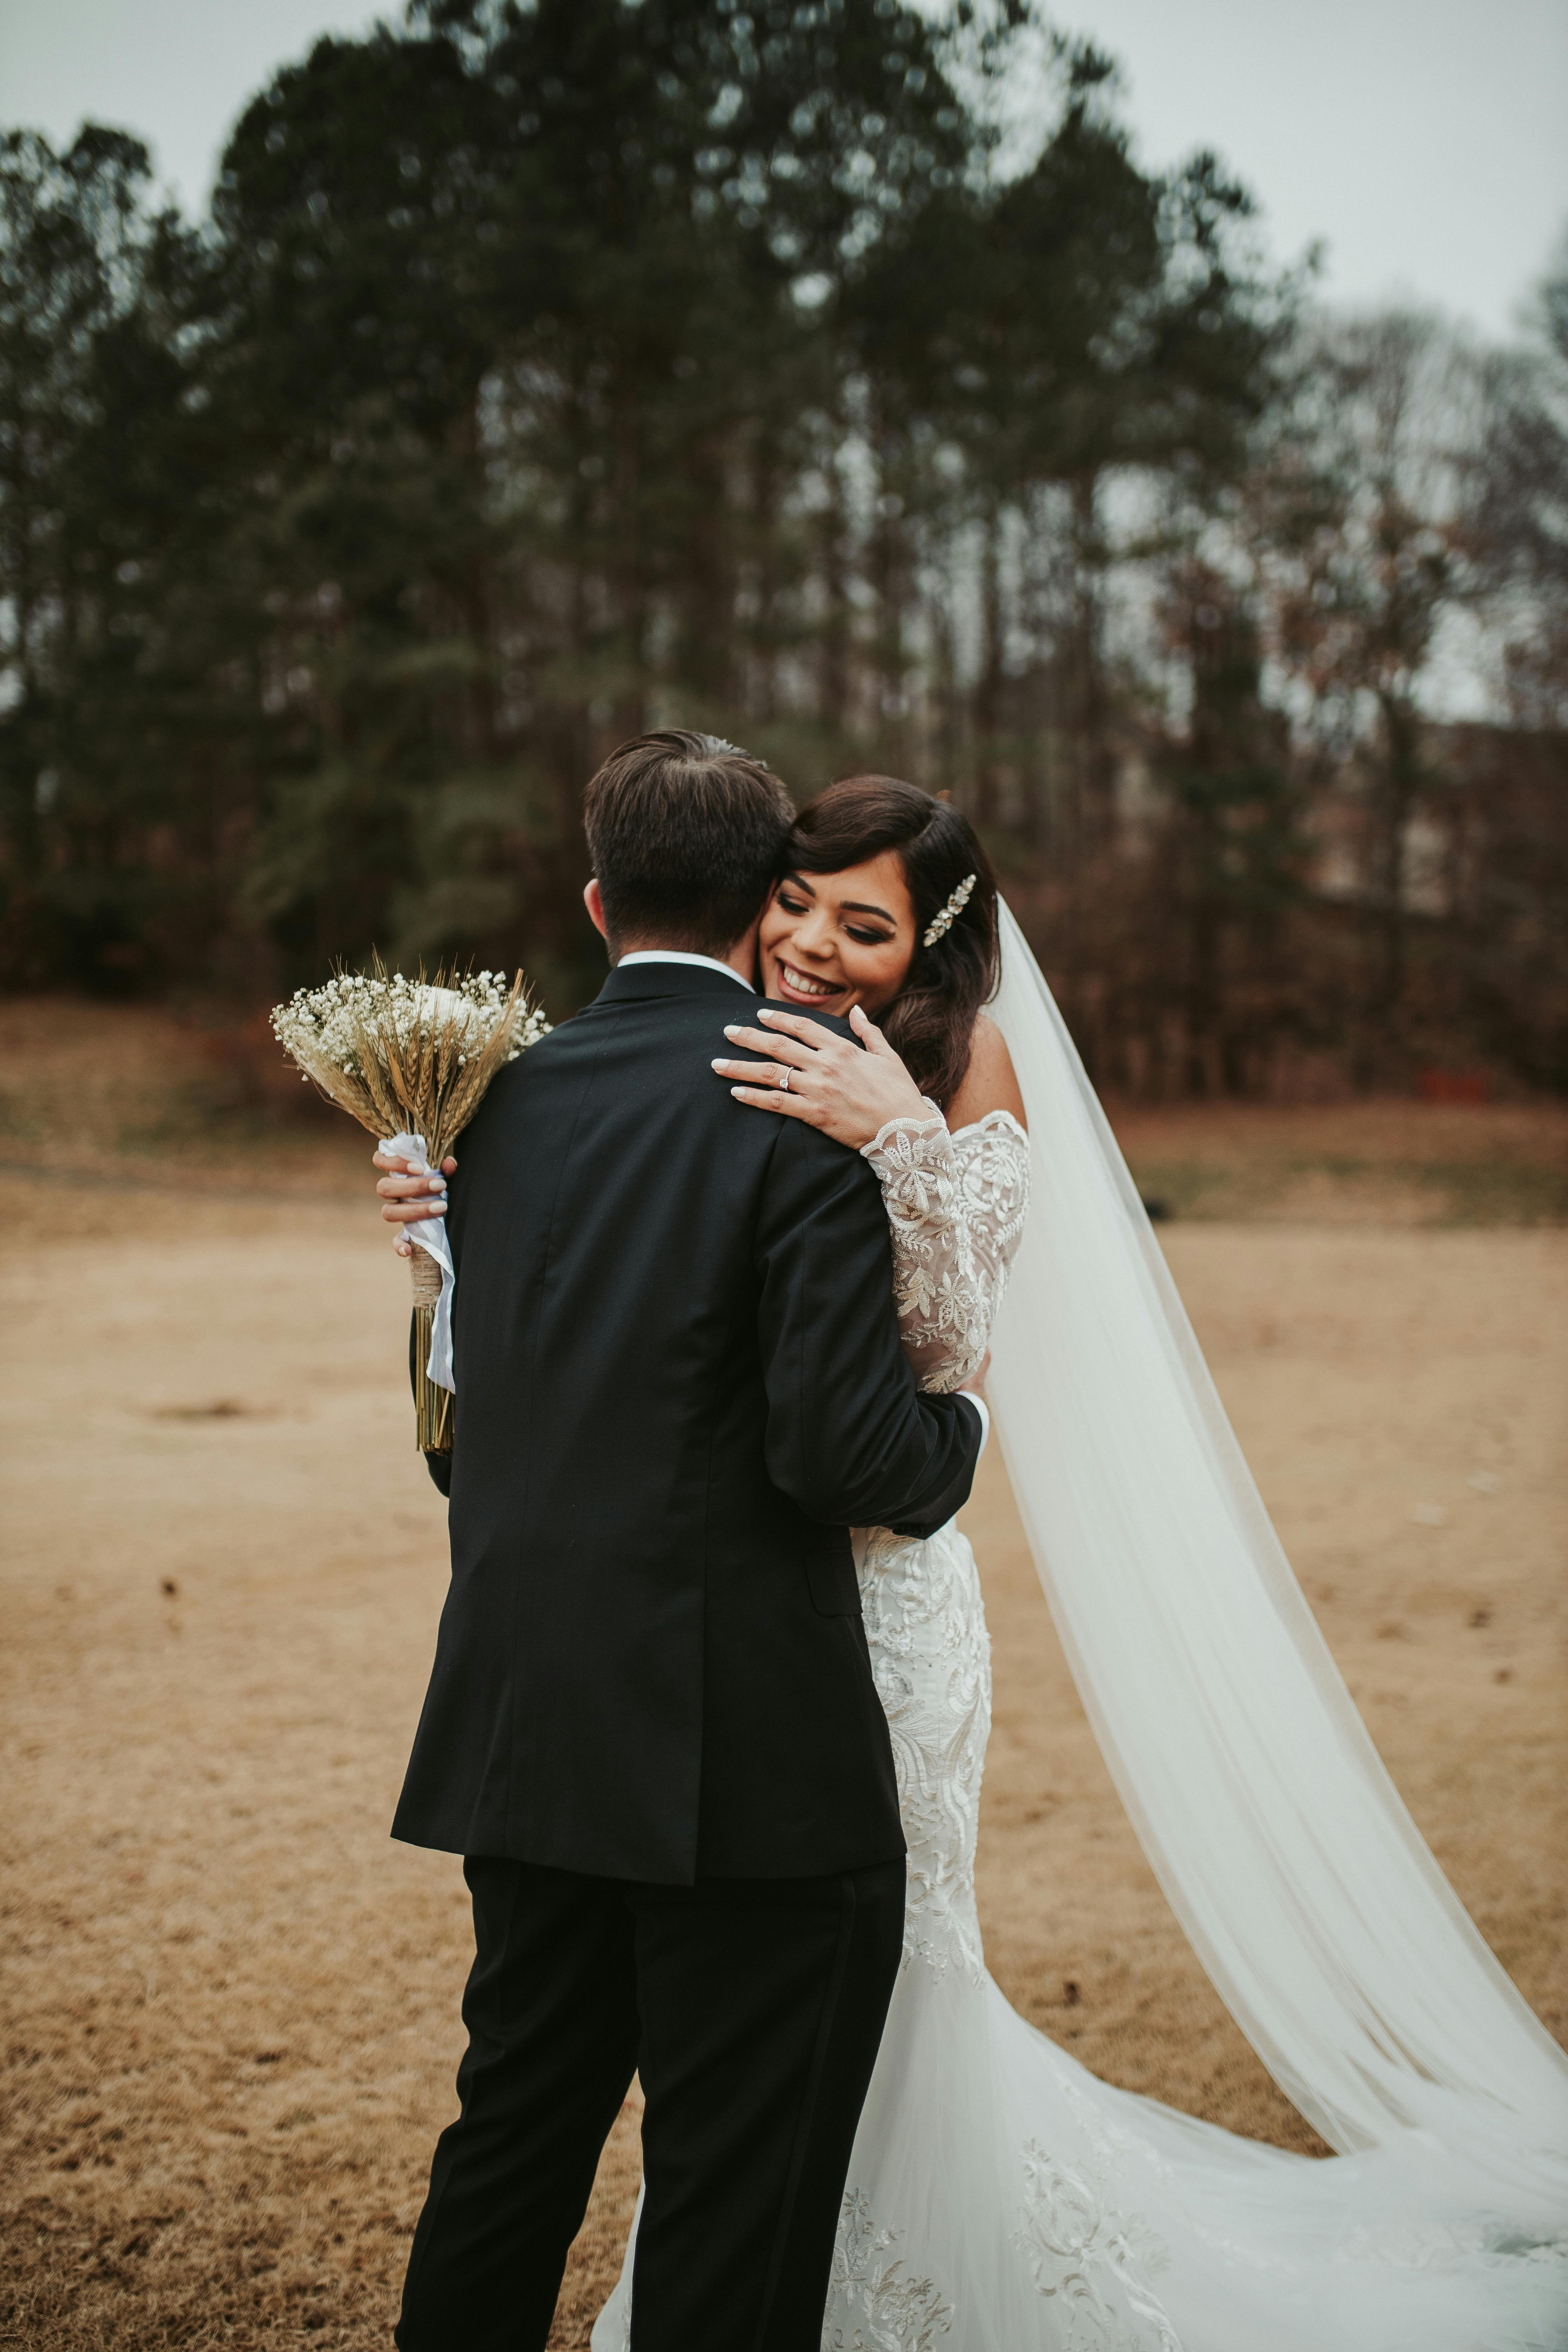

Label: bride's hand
[712,1004,933,1149]
[373,1144,457,1259]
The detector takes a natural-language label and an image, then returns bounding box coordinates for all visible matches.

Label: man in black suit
[390,733,984,2351]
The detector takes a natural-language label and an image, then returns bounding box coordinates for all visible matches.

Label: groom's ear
[583,878,610,943]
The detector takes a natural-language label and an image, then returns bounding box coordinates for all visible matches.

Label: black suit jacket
[392,959,982,1883]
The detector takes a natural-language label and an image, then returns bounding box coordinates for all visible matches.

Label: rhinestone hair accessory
[922,871,976,948]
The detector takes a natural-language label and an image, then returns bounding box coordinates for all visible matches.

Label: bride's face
[758,850,917,1019]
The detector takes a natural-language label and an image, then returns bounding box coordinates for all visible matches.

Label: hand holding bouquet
[271,965,549,1451]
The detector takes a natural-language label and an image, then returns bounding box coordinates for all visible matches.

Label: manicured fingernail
[712,1059,728,1071]
[428,1177,445,1191]
[723,1025,741,1037]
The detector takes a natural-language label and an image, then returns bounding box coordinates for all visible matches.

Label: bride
[380,774,1568,2348]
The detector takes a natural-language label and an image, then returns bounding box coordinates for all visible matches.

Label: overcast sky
[4,0,1565,341]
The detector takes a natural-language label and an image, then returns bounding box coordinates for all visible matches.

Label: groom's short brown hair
[584,730,793,955]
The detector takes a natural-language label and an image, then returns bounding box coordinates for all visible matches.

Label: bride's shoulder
[947,1013,1027,1136]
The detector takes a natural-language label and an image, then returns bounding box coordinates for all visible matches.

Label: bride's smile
[758,849,916,1017]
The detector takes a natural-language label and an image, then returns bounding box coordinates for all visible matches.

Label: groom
[390,732,984,2351]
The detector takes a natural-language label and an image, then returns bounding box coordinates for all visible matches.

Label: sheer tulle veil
[985,901,1568,2209]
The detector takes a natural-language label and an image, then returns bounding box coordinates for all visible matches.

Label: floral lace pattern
[853,1110,1028,1986]
[861,1107,1030,1392]
[1012,2141,1185,2352]
[858,1519,989,1983]
[853,1108,1180,2351]
[822,2190,954,2352]
[592,1089,1567,2349]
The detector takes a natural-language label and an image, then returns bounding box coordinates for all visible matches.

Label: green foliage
[1,3,1561,1090]
[0,127,218,987]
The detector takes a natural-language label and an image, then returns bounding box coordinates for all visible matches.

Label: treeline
[3,0,1565,1091]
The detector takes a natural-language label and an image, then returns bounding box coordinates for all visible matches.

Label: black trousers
[395,1853,905,2352]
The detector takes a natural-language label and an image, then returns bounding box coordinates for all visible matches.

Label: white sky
[1058,0,1568,338]
[3,0,1565,341]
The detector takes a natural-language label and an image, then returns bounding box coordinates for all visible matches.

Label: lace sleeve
[861,1105,1031,1393]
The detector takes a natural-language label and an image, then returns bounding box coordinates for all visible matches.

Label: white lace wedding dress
[593,1108,1568,2352]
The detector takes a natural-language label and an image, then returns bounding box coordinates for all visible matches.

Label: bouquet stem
[409,1246,454,1455]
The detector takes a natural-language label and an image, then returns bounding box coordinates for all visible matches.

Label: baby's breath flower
[272,963,550,1104]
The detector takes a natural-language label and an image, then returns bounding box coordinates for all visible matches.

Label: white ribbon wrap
[386,1130,456,1393]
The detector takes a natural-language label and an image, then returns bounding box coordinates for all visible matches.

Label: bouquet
[271,964,549,1452]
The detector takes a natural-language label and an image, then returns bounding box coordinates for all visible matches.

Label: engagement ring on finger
[779,1069,791,1091]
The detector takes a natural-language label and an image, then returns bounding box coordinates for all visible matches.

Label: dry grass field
[2,1001,1565,2350]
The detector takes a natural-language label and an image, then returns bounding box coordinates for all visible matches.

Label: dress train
[591,1101,1566,2350]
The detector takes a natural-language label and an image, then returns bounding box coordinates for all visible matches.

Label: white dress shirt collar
[616,950,754,992]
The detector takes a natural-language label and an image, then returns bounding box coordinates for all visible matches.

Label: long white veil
[986,902,1568,2203]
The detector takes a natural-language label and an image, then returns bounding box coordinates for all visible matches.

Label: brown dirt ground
[1,1001,1564,2349]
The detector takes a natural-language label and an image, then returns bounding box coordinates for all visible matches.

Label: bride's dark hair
[784,776,999,1111]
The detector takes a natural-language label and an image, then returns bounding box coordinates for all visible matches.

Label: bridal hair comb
[922,872,976,947]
